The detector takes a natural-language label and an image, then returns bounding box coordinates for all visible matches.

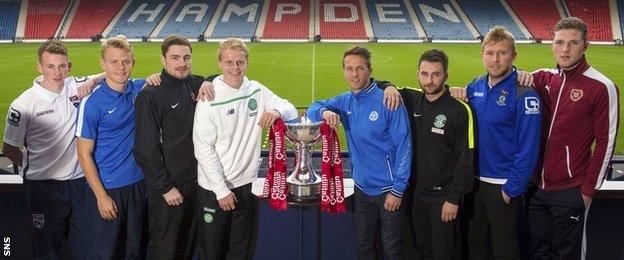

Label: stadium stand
[411,0,474,40]
[565,0,612,41]
[210,0,264,39]
[262,0,310,40]
[107,0,174,38]
[456,0,527,40]
[155,0,219,38]
[365,0,420,40]
[24,0,70,39]
[0,0,21,40]
[505,0,560,41]
[65,0,126,39]
[319,0,367,40]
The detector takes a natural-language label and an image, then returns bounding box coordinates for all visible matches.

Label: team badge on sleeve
[7,108,21,127]
[524,97,540,115]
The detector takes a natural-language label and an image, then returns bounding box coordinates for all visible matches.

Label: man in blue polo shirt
[76,35,147,259]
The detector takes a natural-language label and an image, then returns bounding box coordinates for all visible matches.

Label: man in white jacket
[193,38,298,259]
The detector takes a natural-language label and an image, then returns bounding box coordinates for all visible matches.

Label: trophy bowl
[284,116,324,202]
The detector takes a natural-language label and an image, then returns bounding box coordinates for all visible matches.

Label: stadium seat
[210,0,264,39]
[411,0,474,40]
[319,0,367,40]
[565,0,612,41]
[262,0,310,40]
[24,0,70,39]
[619,0,624,39]
[365,0,420,40]
[65,0,126,39]
[0,0,21,39]
[456,0,527,40]
[505,0,560,40]
[156,0,219,38]
[107,0,174,38]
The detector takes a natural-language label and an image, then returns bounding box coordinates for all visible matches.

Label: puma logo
[570,215,580,221]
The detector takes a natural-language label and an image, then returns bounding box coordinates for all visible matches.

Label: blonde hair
[217,38,249,61]
[101,35,134,58]
[482,26,516,52]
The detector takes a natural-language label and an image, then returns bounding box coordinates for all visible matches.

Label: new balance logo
[171,103,179,109]
[227,109,235,115]
[107,108,117,114]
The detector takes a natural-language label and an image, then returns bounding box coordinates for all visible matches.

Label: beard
[421,83,445,96]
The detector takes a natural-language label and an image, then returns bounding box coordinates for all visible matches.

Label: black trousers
[197,183,257,260]
[528,187,585,260]
[412,198,459,260]
[147,181,198,260]
[466,181,520,260]
[25,177,88,260]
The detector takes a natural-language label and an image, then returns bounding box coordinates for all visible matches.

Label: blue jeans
[25,177,88,260]
[353,187,404,260]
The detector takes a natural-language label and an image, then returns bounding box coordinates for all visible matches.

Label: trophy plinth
[284,117,324,202]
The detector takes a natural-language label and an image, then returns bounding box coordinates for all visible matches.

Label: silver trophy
[284,115,324,202]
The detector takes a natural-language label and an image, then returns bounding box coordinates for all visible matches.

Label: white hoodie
[193,76,298,199]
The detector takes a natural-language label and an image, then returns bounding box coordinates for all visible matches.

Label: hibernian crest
[434,114,447,128]
[248,98,257,110]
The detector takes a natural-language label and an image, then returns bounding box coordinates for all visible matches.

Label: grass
[1,42,623,153]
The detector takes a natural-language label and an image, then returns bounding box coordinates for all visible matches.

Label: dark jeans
[529,187,585,260]
[353,187,404,260]
[147,181,198,260]
[467,181,520,260]
[25,177,88,260]
[412,198,459,260]
[197,183,257,260]
[86,180,148,259]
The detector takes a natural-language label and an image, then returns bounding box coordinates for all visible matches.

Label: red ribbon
[320,123,345,213]
[263,119,288,210]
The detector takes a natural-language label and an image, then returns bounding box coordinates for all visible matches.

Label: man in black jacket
[134,35,207,260]
[399,50,475,260]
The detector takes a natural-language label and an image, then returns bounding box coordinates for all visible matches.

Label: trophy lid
[284,114,323,142]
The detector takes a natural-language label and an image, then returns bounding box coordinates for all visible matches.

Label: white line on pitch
[311,43,315,103]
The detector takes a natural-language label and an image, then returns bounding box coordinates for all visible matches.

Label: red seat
[262,0,310,39]
[565,0,612,41]
[506,0,561,40]
[24,0,69,39]
[319,0,366,40]
[65,0,125,39]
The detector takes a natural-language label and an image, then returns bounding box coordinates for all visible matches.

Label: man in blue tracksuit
[465,27,542,260]
[307,46,412,260]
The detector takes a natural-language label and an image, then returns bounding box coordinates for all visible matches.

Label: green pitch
[1,42,623,153]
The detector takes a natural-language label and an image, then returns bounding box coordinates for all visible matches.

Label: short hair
[342,46,371,68]
[161,35,192,56]
[101,35,133,58]
[482,26,516,52]
[555,17,588,43]
[418,49,449,72]
[217,38,249,61]
[37,40,68,61]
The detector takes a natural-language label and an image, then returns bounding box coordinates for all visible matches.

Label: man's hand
[383,86,403,111]
[517,70,534,86]
[146,73,162,86]
[441,201,459,222]
[322,110,340,128]
[258,109,280,128]
[384,193,402,211]
[501,190,511,204]
[75,78,99,98]
[449,87,468,102]
[218,192,238,211]
[197,81,215,101]
[96,195,118,220]
[582,194,592,208]
[163,187,184,206]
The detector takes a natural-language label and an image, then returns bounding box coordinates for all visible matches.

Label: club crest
[497,90,509,106]
[570,89,583,102]
[434,114,447,128]
[369,111,378,121]
[248,98,257,111]
[32,213,44,229]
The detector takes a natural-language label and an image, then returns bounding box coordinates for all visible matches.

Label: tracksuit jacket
[134,70,206,194]
[532,56,619,197]
[399,87,475,205]
[467,70,542,198]
[307,79,412,198]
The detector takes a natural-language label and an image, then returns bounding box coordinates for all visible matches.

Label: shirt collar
[32,75,66,103]
[99,79,132,97]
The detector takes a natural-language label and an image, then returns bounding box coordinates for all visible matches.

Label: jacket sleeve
[388,105,413,197]
[531,69,557,92]
[133,89,176,195]
[260,85,298,121]
[306,94,347,123]
[446,101,475,205]
[502,90,542,198]
[582,83,619,197]
[193,101,230,200]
